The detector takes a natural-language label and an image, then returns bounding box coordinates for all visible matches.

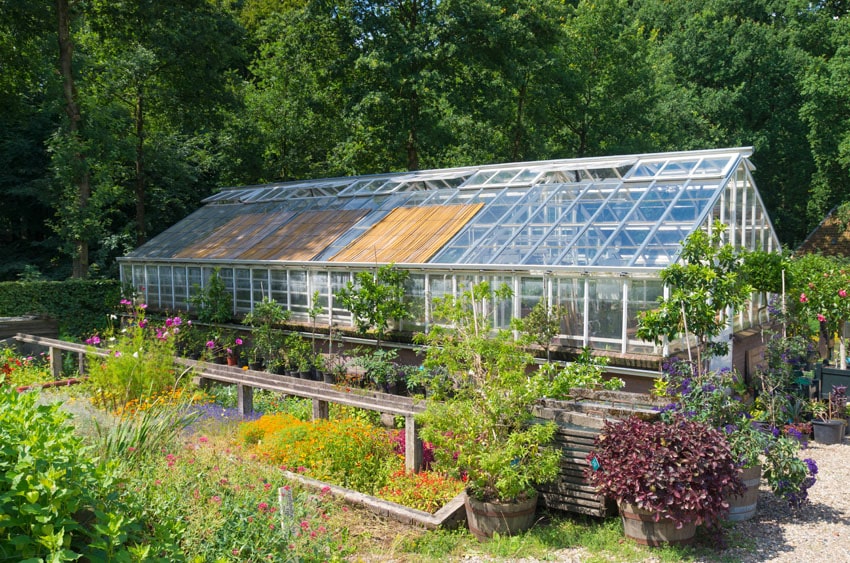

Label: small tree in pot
[416,282,561,541]
[585,415,743,546]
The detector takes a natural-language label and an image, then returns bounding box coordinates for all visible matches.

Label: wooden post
[237,384,254,417]
[312,399,329,420]
[77,352,86,376]
[405,414,423,473]
[49,346,62,380]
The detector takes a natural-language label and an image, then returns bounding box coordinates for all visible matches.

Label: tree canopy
[1,0,849,279]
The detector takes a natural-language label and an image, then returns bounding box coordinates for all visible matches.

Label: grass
[31,383,761,562]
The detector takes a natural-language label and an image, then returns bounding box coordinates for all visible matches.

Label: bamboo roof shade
[175,209,368,261]
[329,204,484,263]
[126,147,780,270]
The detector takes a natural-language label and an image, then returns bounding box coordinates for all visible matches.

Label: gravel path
[718,439,850,563]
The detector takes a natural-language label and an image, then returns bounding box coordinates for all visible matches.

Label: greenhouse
[119,146,778,363]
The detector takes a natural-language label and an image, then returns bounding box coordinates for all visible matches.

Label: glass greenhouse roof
[127,147,778,270]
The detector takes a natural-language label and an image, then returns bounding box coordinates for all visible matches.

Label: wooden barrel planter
[464,492,539,541]
[619,503,696,546]
[726,465,761,522]
[532,390,665,518]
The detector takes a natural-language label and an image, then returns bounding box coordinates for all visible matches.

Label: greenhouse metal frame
[119,146,778,357]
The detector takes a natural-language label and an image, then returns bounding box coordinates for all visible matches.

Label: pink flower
[300,521,310,529]
[321,486,331,495]
[258,502,269,512]
[817,314,826,322]
[840,289,847,298]
[210,495,222,504]
[120,299,133,306]
[206,340,215,349]
[199,436,208,443]
[235,338,243,346]
[800,293,808,303]
[232,550,240,556]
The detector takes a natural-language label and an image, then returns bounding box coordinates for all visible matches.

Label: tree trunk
[135,89,146,246]
[56,0,90,278]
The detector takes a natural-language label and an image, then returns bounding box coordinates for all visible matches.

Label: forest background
[2,0,849,281]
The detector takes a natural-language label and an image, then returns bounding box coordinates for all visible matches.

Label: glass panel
[488,275,513,329]
[310,271,329,314]
[627,279,663,353]
[659,159,698,176]
[159,266,173,310]
[235,269,251,314]
[330,271,351,320]
[588,278,623,348]
[173,267,188,310]
[289,270,308,315]
[520,277,544,318]
[404,273,426,331]
[693,157,731,176]
[555,276,585,340]
[145,266,159,308]
[270,270,287,307]
[252,269,270,303]
[630,161,663,178]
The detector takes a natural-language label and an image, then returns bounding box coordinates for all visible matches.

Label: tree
[334,264,411,349]
[636,221,753,371]
[516,298,567,363]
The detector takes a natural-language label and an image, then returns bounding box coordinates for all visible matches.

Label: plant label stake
[279,486,294,535]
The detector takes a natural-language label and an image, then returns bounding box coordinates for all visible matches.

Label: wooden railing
[14,333,424,471]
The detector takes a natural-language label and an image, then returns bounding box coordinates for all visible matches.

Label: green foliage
[0,279,121,337]
[416,281,561,502]
[86,301,186,409]
[334,264,411,348]
[0,345,51,387]
[189,268,233,324]
[124,431,352,561]
[636,221,752,370]
[547,347,623,398]
[243,296,290,364]
[95,399,202,461]
[515,297,567,361]
[0,384,141,560]
[739,250,788,294]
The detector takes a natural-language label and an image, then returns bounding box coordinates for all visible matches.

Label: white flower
[132,352,139,358]
[109,314,117,320]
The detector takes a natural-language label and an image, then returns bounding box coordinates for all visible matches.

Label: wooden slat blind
[238,209,368,261]
[330,204,483,264]
[175,211,296,260]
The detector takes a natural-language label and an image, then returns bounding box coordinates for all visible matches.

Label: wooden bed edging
[280,471,467,530]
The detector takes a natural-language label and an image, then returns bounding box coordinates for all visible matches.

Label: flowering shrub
[0,346,51,387]
[377,464,466,513]
[86,300,188,410]
[124,433,351,561]
[242,414,396,494]
[586,415,744,530]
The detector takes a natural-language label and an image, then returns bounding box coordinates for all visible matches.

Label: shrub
[586,415,743,530]
[0,384,140,560]
[86,301,188,410]
[244,414,396,494]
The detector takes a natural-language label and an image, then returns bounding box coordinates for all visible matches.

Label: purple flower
[235,338,243,346]
[206,340,216,349]
[804,458,818,476]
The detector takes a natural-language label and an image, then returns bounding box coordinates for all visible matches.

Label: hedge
[0,279,122,338]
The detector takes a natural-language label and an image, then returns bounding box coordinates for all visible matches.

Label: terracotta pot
[464,492,538,541]
[618,503,696,546]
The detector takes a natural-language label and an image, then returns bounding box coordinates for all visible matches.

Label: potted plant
[243,297,290,374]
[585,415,744,546]
[809,385,846,444]
[416,282,561,540]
